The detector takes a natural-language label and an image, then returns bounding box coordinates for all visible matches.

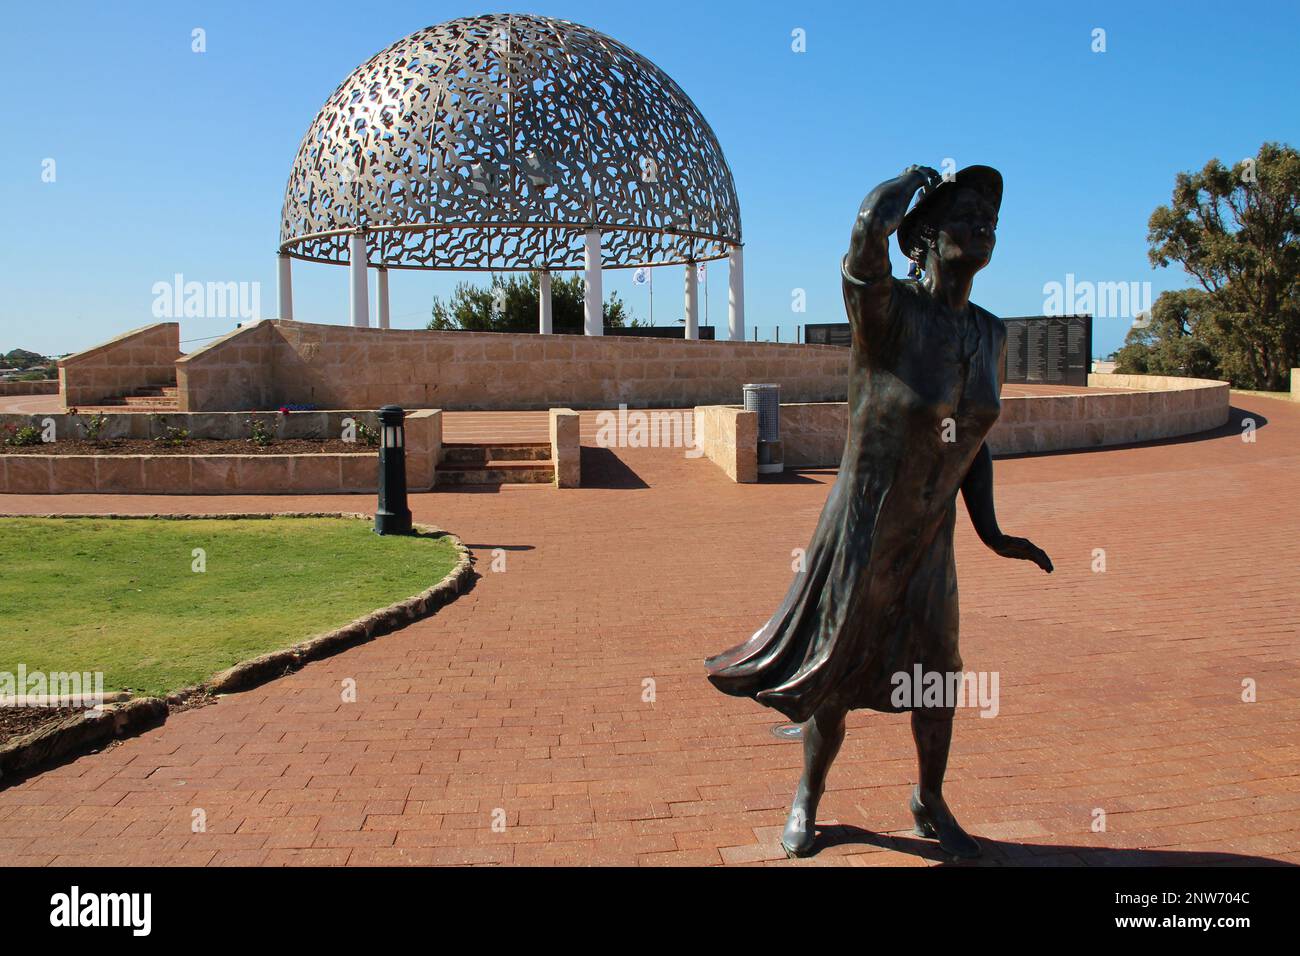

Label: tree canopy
[3,348,46,369]
[1115,142,1300,390]
[427,272,637,333]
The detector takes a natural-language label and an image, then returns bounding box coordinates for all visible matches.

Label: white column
[684,261,699,340]
[375,266,390,329]
[276,252,293,320]
[538,270,553,334]
[583,228,603,336]
[349,231,370,328]
[728,245,745,342]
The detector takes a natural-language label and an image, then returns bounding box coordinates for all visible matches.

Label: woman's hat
[898,165,1003,263]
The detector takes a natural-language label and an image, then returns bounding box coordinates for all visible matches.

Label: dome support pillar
[684,261,699,340]
[375,265,390,329]
[277,252,294,321]
[583,229,603,336]
[538,270,553,334]
[728,245,745,342]
[350,231,370,328]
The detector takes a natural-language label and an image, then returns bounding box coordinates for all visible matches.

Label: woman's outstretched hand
[991,534,1054,573]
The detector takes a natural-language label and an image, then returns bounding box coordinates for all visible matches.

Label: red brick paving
[0,395,1296,866]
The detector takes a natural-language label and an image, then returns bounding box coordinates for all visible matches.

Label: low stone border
[0,512,474,782]
[694,405,758,483]
[0,380,58,397]
[548,407,581,487]
[0,408,442,494]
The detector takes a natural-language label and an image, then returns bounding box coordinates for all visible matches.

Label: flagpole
[703,263,708,331]
[649,268,654,325]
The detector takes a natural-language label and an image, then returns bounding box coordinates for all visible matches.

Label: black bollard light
[374,405,412,535]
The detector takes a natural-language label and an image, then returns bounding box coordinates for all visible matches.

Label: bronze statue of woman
[706,164,1053,859]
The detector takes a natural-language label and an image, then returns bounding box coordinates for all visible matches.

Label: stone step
[440,441,551,464]
[122,393,177,404]
[129,382,178,396]
[435,459,555,486]
[95,397,180,410]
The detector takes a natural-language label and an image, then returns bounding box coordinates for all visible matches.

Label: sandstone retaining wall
[694,405,758,483]
[0,409,441,494]
[175,320,850,412]
[59,323,180,408]
[0,380,58,397]
[176,322,276,412]
[697,374,1232,478]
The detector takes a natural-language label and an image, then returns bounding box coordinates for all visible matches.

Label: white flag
[633,267,649,286]
[697,262,706,282]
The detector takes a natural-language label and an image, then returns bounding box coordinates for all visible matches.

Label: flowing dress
[705,259,1007,722]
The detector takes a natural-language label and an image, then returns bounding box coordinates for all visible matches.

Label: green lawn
[0,517,460,698]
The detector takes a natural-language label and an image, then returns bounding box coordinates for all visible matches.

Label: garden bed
[0,408,441,494]
[0,705,83,743]
[2,438,372,455]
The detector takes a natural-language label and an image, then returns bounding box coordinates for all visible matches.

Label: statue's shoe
[781,805,817,858]
[908,786,981,859]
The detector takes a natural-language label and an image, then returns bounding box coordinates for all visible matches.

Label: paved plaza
[0,393,1295,866]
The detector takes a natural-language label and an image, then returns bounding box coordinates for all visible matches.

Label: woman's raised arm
[844,166,940,343]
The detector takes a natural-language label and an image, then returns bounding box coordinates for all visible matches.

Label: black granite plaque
[1001,315,1091,387]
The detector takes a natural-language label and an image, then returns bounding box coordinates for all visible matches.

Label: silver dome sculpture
[275,13,745,337]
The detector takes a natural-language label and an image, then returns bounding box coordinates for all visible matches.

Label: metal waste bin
[742,383,784,475]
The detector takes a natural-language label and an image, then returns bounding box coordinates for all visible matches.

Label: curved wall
[716,374,1231,474]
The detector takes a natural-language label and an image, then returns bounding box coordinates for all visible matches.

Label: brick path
[0,395,1296,866]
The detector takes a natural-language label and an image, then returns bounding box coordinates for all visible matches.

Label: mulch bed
[0,706,84,746]
[2,438,375,456]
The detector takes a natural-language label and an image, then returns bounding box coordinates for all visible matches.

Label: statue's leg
[909,708,980,858]
[781,700,847,857]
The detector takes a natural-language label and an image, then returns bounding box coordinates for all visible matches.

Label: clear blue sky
[2,0,1297,359]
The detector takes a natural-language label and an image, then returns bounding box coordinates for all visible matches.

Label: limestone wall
[991,374,1229,455]
[175,322,276,412]
[0,453,377,495]
[59,323,180,408]
[175,320,850,412]
[693,405,758,483]
[0,380,58,397]
[0,407,441,494]
[549,408,580,487]
[697,373,1233,479]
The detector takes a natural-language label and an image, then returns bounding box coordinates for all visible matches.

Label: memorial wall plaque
[1001,315,1091,387]
[810,315,1092,388]
[804,322,854,348]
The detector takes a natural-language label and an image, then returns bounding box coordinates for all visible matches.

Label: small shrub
[150,415,189,447]
[356,422,380,447]
[245,417,274,447]
[2,423,42,447]
[77,412,109,443]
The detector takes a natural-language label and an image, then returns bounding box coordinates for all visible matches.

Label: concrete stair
[100,382,179,411]
[436,441,554,486]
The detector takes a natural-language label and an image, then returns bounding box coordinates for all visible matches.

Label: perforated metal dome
[279,13,742,272]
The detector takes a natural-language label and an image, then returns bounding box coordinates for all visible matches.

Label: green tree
[1119,142,1300,390]
[427,272,636,333]
[3,348,46,369]
[1112,288,1220,379]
